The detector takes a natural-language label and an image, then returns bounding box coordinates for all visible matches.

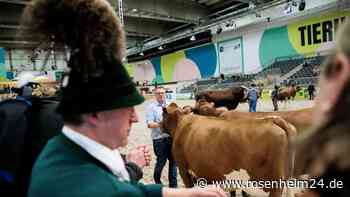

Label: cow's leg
[266,162,286,197]
[269,147,288,197]
[178,166,193,187]
[230,190,236,197]
[242,190,250,197]
[230,189,250,197]
[268,188,283,197]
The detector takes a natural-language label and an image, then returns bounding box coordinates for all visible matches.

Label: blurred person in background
[247,83,259,112]
[296,20,350,197]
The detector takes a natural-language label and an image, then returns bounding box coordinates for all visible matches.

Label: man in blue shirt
[248,83,259,112]
[146,87,177,188]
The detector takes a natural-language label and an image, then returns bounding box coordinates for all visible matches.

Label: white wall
[218,38,243,74]
[4,49,67,71]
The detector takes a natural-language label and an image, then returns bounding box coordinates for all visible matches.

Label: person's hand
[188,185,227,197]
[295,189,319,197]
[136,145,151,166]
[126,148,147,168]
[163,186,227,197]
[158,121,163,129]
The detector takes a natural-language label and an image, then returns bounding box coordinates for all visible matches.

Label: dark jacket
[271,89,278,99]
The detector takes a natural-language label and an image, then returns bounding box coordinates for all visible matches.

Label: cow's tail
[269,116,297,197]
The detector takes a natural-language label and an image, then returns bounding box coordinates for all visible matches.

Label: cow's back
[203,89,234,101]
[220,108,313,133]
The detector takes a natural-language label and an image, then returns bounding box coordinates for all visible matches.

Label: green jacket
[28,134,162,197]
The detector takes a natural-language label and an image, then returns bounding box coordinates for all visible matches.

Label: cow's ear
[182,106,193,115]
[162,107,168,114]
[168,102,178,108]
[175,109,183,117]
[192,107,199,114]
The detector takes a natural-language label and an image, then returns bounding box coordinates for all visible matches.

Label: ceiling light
[158,45,163,50]
[216,26,223,34]
[190,35,196,41]
[249,1,256,9]
[284,4,292,15]
[132,8,138,12]
[140,52,144,56]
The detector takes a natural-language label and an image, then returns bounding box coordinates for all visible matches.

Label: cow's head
[161,102,184,136]
[195,92,209,102]
[193,99,221,116]
[240,86,249,102]
[194,98,214,109]
[182,105,194,115]
[196,89,219,102]
[232,86,247,102]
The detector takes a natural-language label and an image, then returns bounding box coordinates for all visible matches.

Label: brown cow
[195,86,247,110]
[194,99,313,134]
[221,109,312,134]
[162,103,296,197]
[277,85,301,102]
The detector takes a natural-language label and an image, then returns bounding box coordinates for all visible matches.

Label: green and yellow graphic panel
[124,63,134,76]
[288,11,350,55]
[160,50,186,82]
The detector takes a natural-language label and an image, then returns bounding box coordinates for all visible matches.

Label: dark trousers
[153,138,177,188]
[309,91,314,100]
[272,98,278,111]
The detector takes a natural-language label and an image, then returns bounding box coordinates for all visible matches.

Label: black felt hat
[56,56,144,115]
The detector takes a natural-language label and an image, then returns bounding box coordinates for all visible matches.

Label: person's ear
[318,53,350,112]
[86,113,99,127]
[328,53,350,102]
[333,53,350,85]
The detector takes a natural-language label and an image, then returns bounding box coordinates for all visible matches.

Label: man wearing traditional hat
[23,0,226,197]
